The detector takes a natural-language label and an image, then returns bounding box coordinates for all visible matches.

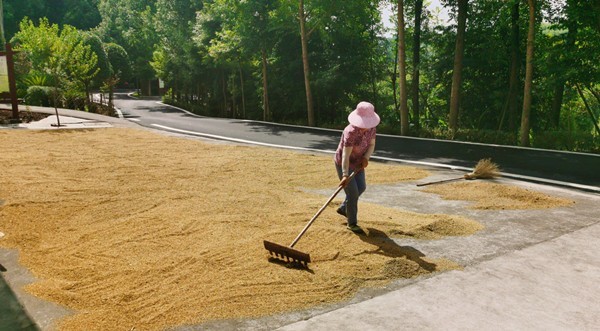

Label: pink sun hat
[348,101,380,129]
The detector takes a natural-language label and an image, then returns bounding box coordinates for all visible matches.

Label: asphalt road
[112,93,600,192]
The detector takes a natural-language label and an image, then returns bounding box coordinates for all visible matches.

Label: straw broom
[417,158,501,187]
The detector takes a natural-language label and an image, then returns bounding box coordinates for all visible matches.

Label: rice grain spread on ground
[0,128,573,330]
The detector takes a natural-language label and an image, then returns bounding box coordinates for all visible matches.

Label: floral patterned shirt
[334,124,376,169]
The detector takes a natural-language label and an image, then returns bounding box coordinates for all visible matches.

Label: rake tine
[263,240,311,266]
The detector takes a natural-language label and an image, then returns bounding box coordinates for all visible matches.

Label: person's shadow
[358,227,437,272]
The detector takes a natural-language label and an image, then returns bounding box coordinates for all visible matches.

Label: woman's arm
[364,138,376,160]
[359,138,376,169]
[341,146,353,176]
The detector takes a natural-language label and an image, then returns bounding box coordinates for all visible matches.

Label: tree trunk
[369,49,378,108]
[239,63,246,119]
[392,34,399,113]
[411,0,423,130]
[499,0,520,132]
[576,84,600,135]
[221,70,227,117]
[231,74,237,119]
[549,16,577,128]
[549,82,565,128]
[520,0,535,147]
[589,87,600,104]
[449,0,468,135]
[397,0,409,135]
[84,82,91,106]
[261,48,270,121]
[299,0,315,126]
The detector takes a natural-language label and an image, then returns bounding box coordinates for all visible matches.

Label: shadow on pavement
[0,273,38,331]
[360,228,437,272]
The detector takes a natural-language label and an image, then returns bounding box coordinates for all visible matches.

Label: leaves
[5,0,599,150]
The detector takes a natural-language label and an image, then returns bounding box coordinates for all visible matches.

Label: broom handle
[416,176,464,187]
[289,169,360,248]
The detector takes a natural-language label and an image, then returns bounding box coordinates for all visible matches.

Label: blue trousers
[335,163,366,226]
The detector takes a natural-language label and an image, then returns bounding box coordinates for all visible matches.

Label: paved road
[112,93,600,192]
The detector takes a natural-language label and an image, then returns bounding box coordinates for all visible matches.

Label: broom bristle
[465,158,501,179]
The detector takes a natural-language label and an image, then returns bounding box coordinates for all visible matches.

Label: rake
[417,158,501,187]
[264,169,360,267]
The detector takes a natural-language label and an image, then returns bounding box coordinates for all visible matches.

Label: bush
[25,86,57,107]
[63,91,86,110]
[533,130,599,153]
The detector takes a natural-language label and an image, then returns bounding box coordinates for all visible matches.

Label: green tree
[275,0,386,125]
[61,0,102,30]
[104,42,129,107]
[200,0,279,120]
[10,18,59,72]
[12,18,99,110]
[4,0,48,42]
[192,0,240,116]
[153,0,203,102]
[4,0,100,42]
[82,32,111,98]
[96,0,157,93]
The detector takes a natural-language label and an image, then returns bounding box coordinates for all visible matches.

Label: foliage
[20,72,52,88]
[11,18,100,106]
[104,42,130,80]
[11,18,60,72]
[6,0,600,153]
[95,0,158,88]
[3,0,101,42]
[25,85,54,107]
[81,32,112,88]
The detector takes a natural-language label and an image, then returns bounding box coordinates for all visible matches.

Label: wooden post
[0,43,19,122]
[5,44,19,122]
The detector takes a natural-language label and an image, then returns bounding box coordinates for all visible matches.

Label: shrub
[25,86,56,107]
[63,90,87,110]
[533,130,599,153]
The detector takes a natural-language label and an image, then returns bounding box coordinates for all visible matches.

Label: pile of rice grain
[420,181,574,210]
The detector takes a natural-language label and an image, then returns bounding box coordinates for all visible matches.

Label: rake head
[264,240,311,267]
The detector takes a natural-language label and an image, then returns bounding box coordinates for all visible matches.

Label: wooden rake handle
[289,168,361,248]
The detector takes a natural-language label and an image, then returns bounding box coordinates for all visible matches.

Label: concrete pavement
[1,107,599,330]
[279,222,600,331]
[0,104,138,130]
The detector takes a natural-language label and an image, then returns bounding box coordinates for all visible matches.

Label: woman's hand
[339,175,349,188]
[360,157,369,169]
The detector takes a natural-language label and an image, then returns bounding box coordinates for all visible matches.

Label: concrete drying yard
[1,113,599,330]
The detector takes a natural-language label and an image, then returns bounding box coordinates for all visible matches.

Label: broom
[417,158,501,187]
